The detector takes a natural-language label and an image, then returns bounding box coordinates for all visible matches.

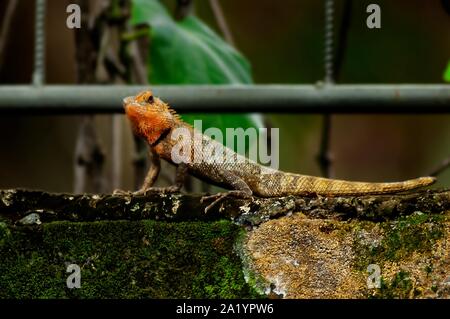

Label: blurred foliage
[131,0,262,153]
[131,0,251,84]
[444,61,450,82]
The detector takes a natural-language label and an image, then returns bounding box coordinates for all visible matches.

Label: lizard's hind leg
[200,169,253,213]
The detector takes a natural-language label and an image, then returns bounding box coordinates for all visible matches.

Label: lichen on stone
[244,211,449,299]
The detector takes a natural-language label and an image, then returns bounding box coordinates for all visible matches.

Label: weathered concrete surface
[1,189,449,299]
[2,189,450,226]
[244,212,450,299]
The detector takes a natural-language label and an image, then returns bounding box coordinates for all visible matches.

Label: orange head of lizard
[123,90,179,145]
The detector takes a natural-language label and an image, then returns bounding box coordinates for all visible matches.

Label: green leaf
[444,61,450,83]
[131,0,252,84]
[131,0,261,154]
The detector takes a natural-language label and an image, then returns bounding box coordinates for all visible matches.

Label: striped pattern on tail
[255,173,436,197]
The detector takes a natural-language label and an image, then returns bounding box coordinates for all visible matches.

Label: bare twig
[0,0,19,71]
[208,0,235,46]
[428,156,450,177]
[317,114,333,178]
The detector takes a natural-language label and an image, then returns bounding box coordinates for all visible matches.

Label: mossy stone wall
[0,220,260,298]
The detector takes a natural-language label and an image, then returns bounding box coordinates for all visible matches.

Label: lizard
[123,90,436,212]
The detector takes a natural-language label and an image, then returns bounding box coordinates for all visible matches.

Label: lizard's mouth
[123,96,135,107]
[123,96,146,114]
[123,94,155,109]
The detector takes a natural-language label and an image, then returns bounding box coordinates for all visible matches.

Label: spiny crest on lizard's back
[123,90,181,145]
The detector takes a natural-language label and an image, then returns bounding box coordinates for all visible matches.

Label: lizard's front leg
[136,153,187,195]
[113,148,160,195]
[114,149,186,196]
[138,148,161,192]
[200,169,253,213]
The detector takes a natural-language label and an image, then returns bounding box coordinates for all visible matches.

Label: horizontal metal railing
[0,84,449,114]
[1,1,449,115]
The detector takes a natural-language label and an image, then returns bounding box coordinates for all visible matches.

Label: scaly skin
[123,90,436,198]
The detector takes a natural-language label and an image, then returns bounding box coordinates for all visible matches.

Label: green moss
[0,222,10,247]
[233,230,268,297]
[353,213,446,269]
[0,220,261,298]
[379,213,444,261]
[370,270,420,299]
[424,264,433,276]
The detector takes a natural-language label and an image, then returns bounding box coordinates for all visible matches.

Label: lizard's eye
[136,91,154,104]
[144,93,154,103]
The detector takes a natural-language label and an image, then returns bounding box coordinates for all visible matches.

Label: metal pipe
[0,85,449,114]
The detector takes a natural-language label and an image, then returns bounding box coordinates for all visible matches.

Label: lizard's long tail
[259,173,436,197]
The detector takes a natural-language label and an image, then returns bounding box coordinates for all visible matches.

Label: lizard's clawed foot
[134,186,181,196]
[113,186,181,196]
[201,190,253,214]
[113,189,133,196]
